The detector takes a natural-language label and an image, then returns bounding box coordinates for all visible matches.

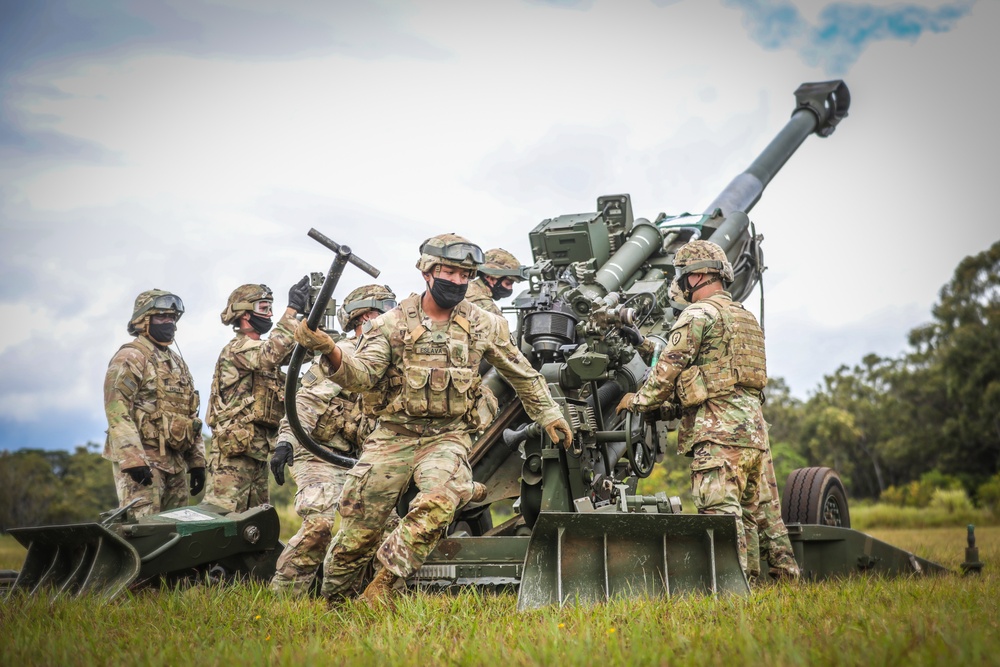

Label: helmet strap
[681,273,721,301]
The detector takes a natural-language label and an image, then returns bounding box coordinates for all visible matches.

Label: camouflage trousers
[112,461,189,519]
[690,442,765,576]
[753,447,801,579]
[270,461,348,596]
[202,450,269,513]
[320,425,475,599]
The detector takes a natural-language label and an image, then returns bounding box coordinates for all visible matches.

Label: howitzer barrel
[703,80,849,217]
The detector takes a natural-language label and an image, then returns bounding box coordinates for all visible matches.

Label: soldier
[103,290,206,519]
[464,248,524,316]
[658,275,799,580]
[269,284,397,596]
[294,233,574,605]
[616,240,769,577]
[203,278,310,513]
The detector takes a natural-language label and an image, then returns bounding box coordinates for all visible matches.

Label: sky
[0,0,996,452]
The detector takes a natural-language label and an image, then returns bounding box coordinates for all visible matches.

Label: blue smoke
[724,0,975,74]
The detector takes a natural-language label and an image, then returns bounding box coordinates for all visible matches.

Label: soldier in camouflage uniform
[617,240,769,576]
[294,233,574,605]
[656,276,799,580]
[203,278,310,513]
[464,248,524,316]
[103,290,206,519]
[268,284,397,596]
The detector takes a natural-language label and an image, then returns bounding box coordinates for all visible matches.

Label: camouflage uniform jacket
[207,311,297,461]
[465,278,502,316]
[103,335,206,474]
[328,293,562,435]
[276,358,377,487]
[633,291,768,455]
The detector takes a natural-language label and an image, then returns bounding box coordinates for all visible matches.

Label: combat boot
[360,567,400,607]
[470,482,488,503]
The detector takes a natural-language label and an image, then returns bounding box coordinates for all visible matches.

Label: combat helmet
[221,284,273,326]
[478,248,524,281]
[127,289,184,335]
[337,284,397,331]
[415,233,485,273]
[673,240,735,283]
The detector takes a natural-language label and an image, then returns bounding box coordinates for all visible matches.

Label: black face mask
[490,281,513,300]
[248,312,273,335]
[148,322,176,344]
[429,277,468,309]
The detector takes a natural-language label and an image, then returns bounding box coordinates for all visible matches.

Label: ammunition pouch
[312,399,348,444]
[213,421,254,457]
[401,366,476,418]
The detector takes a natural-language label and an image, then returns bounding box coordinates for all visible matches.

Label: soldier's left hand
[620,325,644,347]
[270,442,294,486]
[544,417,574,449]
[188,467,206,496]
[615,392,637,415]
[294,320,337,354]
[288,276,311,313]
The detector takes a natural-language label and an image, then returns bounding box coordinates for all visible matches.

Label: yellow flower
[265,635,271,641]
[607,628,616,635]
[255,615,261,620]
[558,623,565,629]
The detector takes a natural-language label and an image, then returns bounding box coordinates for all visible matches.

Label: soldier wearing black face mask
[103,289,206,519]
[203,278,309,512]
[465,248,524,316]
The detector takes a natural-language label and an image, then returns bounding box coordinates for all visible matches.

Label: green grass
[2,527,998,666]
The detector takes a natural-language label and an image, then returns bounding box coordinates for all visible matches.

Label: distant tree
[0,444,115,530]
[914,239,1000,481]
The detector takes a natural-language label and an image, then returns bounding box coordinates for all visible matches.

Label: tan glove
[294,320,336,355]
[543,417,574,450]
[615,392,637,415]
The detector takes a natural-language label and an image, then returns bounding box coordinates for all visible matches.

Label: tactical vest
[675,293,767,409]
[365,294,490,424]
[250,367,286,427]
[122,338,201,456]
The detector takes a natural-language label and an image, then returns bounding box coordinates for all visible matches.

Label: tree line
[763,239,1000,504]
[2,241,998,529]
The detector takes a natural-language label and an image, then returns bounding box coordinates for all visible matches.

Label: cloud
[723,0,974,74]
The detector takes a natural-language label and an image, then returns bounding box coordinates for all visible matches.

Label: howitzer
[412,80,953,608]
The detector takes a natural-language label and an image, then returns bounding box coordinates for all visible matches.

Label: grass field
[1,525,997,666]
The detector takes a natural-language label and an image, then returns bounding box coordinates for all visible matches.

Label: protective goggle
[136,293,185,320]
[478,265,526,280]
[343,298,397,317]
[421,241,485,265]
[252,300,273,316]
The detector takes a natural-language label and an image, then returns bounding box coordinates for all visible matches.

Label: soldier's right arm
[327,327,392,393]
[103,348,149,470]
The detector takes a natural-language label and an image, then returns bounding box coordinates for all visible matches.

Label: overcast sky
[1,0,996,452]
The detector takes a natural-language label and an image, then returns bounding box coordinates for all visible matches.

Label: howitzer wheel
[782,467,850,528]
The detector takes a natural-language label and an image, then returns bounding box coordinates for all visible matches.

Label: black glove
[123,465,153,486]
[270,442,294,486]
[621,325,644,347]
[288,276,310,313]
[189,467,206,496]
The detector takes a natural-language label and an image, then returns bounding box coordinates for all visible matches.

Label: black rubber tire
[781,466,851,528]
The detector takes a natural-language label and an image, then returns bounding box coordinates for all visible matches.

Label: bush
[977,474,1000,516]
[928,488,974,514]
[879,470,964,508]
